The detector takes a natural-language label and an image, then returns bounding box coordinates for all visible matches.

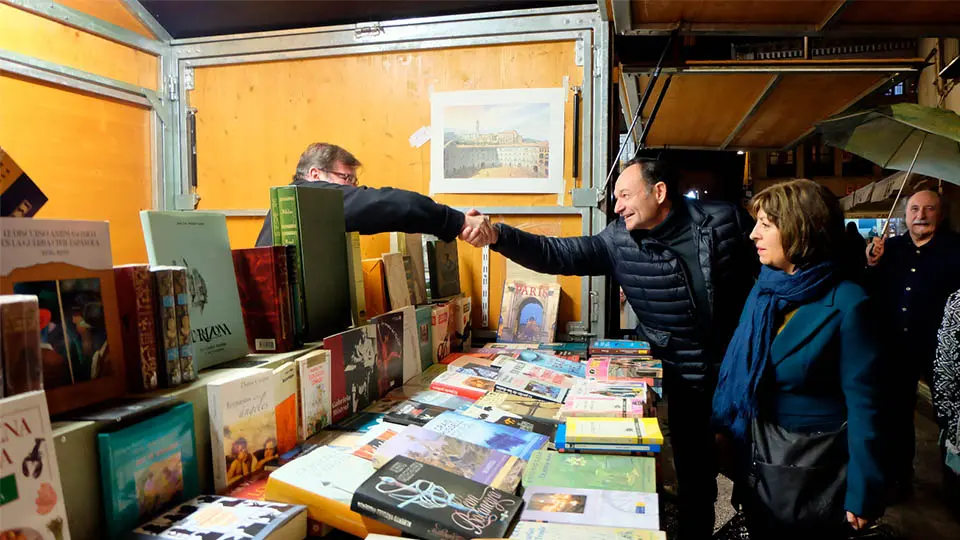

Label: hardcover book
[494,373,569,403]
[423,411,548,460]
[270,190,306,342]
[272,362,299,454]
[415,305,434,369]
[352,455,523,540]
[0,390,70,540]
[98,402,200,538]
[207,369,277,493]
[1,218,126,415]
[140,211,248,369]
[232,246,296,354]
[426,239,461,299]
[430,303,451,363]
[1,294,43,397]
[473,392,563,424]
[265,446,398,538]
[131,495,306,540]
[0,148,47,217]
[510,522,666,540]
[295,349,332,441]
[113,265,159,392]
[381,252,413,310]
[520,486,659,530]
[324,325,379,423]
[588,339,651,356]
[497,281,561,343]
[371,311,405,396]
[371,426,525,492]
[150,266,182,387]
[271,186,352,341]
[171,268,196,382]
[362,258,388,319]
[429,369,494,401]
[344,232,367,325]
[522,450,656,493]
[514,350,587,378]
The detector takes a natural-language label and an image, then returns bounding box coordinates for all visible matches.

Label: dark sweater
[256,180,466,247]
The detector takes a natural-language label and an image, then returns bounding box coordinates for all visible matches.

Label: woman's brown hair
[750,179,844,268]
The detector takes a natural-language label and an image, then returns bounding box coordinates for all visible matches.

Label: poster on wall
[430,88,565,195]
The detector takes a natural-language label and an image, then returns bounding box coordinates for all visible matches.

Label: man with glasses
[463,156,756,539]
[256,142,493,246]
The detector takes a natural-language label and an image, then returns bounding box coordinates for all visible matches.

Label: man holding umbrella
[866,190,960,496]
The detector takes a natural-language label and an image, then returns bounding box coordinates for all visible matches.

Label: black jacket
[491,199,756,388]
[256,180,466,247]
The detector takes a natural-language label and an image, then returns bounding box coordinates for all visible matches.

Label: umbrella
[818,101,960,235]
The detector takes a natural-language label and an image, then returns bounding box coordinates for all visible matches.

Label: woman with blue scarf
[713,179,886,538]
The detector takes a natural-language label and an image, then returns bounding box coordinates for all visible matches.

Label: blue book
[98,403,200,538]
[515,349,587,378]
[140,211,249,369]
[423,411,548,460]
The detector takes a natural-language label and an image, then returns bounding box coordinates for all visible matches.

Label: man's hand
[460,208,498,247]
[846,511,872,531]
[866,236,885,267]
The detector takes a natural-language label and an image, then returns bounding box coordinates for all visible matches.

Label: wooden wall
[0,1,155,264]
[188,40,586,330]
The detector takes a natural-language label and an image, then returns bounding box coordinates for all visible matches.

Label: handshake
[458,208,499,248]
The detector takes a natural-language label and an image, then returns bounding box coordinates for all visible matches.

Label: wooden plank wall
[189,40,585,331]
[0,1,155,264]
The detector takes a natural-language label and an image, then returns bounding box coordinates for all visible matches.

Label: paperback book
[473,391,563,424]
[426,239,461,299]
[429,369,495,401]
[131,495,306,540]
[514,349,587,378]
[352,455,522,540]
[559,396,646,419]
[497,280,561,343]
[423,411,548,460]
[522,449,656,493]
[98,402,200,538]
[295,349,332,440]
[430,303,451,363]
[372,311,405,396]
[457,403,558,439]
[565,417,664,446]
[510,522,666,540]
[588,339,651,356]
[555,425,661,454]
[520,486,659,530]
[383,399,455,426]
[272,362,299,454]
[415,305,434,369]
[372,425,525,491]
[324,325,380,423]
[494,372,569,403]
[493,355,576,387]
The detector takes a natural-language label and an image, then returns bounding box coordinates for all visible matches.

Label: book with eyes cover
[351,455,523,540]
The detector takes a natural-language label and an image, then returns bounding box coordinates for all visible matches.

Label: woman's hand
[846,511,871,530]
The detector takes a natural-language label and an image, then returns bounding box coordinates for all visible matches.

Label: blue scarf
[712,261,837,440]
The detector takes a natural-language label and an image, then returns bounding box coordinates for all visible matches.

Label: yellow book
[566,417,664,445]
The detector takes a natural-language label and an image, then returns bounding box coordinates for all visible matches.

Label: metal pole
[637,74,673,147]
[879,131,927,238]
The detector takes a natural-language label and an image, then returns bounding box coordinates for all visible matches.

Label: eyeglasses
[321,169,359,185]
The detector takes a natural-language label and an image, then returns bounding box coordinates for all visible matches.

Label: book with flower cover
[423,411,548,460]
[520,486,659,530]
[509,522,666,540]
[352,455,522,540]
[0,390,71,540]
[371,425,524,492]
[324,325,379,423]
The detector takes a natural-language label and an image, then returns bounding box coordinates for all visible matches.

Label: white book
[295,349,332,441]
[494,372,568,403]
[492,355,576,388]
[389,305,422,382]
[510,522,666,540]
[267,446,375,505]
[0,391,71,540]
[207,369,275,493]
[521,486,660,530]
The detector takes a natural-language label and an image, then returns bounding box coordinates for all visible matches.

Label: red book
[232,246,295,354]
[113,265,159,392]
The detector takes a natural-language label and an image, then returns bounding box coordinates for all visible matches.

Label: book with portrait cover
[371,426,525,492]
[98,402,200,538]
[352,455,522,540]
[324,325,379,423]
[456,403,558,439]
[497,280,561,343]
[1,218,126,415]
[0,390,71,540]
[140,211,248,369]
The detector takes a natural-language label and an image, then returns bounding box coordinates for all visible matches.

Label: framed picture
[430,88,565,195]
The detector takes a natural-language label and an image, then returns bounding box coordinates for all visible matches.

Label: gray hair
[294,143,361,182]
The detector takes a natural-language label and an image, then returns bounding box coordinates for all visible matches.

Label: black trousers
[665,374,719,539]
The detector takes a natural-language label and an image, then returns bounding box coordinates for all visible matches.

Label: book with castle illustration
[324,325,379,423]
[0,391,71,540]
[0,217,126,414]
[207,369,277,493]
[352,455,523,540]
[498,280,561,343]
[140,211,248,369]
[97,402,200,538]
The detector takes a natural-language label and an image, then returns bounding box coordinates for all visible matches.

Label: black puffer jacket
[491,199,756,389]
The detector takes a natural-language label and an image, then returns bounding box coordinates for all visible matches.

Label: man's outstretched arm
[486,222,615,277]
[342,185,465,241]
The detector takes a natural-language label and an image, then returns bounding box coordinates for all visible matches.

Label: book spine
[270,186,282,244]
[116,266,160,391]
[0,297,42,396]
[152,268,182,386]
[426,241,439,299]
[172,267,197,382]
[207,384,227,493]
[345,232,367,326]
[273,187,306,342]
[274,246,295,352]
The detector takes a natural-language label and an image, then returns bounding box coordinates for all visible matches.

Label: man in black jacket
[256,142,492,247]
[477,157,756,538]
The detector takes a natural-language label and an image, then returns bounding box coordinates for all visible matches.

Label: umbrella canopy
[818,103,960,185]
